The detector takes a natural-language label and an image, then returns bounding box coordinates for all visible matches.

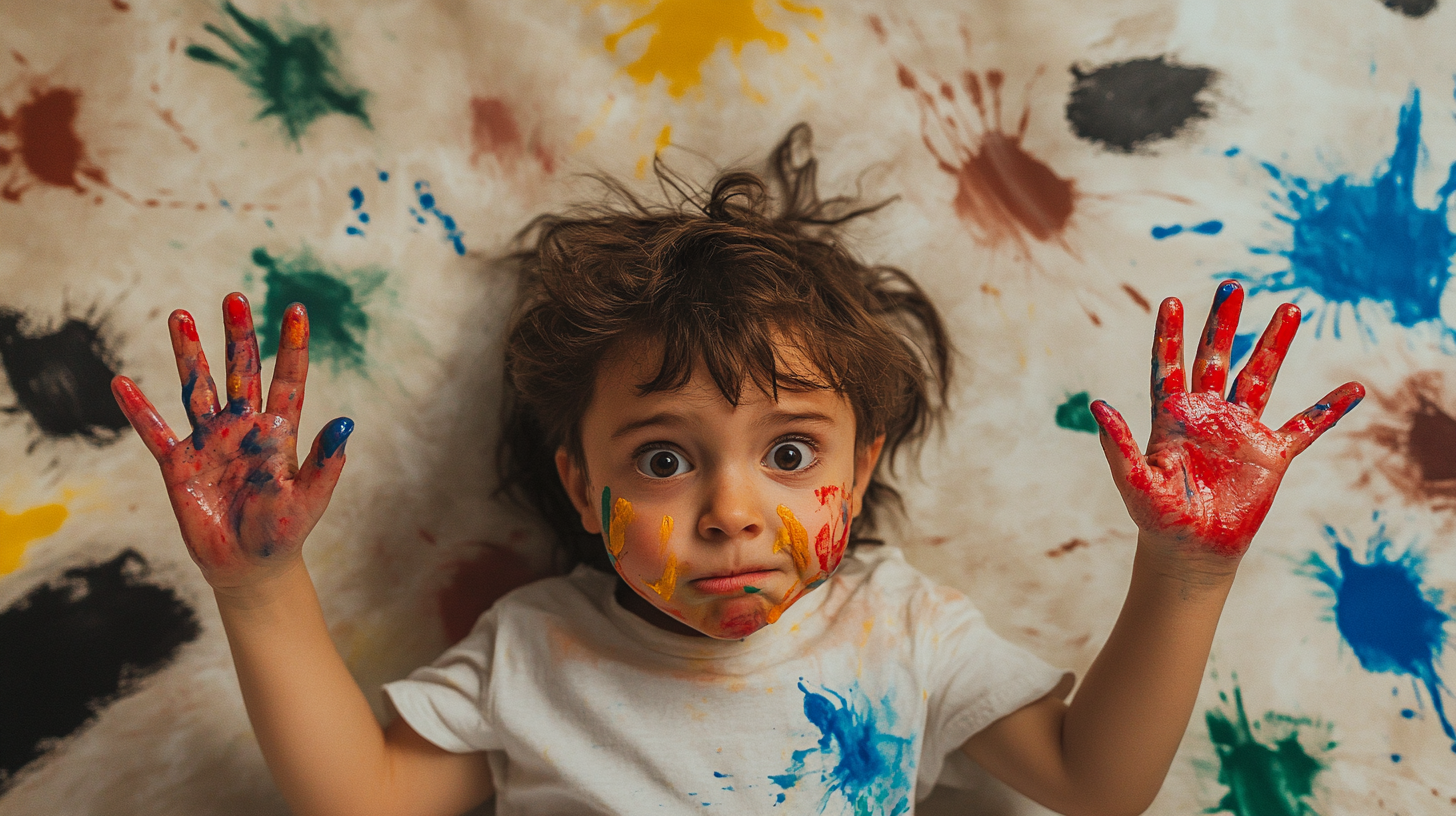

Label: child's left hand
[1090,280,1364,575]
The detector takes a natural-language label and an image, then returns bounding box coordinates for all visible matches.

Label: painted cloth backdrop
[2,0,1455,813]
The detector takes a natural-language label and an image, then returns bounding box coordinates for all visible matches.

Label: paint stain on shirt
[1234,90,1456,342]
[769,682,914,814]
[1302,522,1455,751]
[603,0,822,99]
[1201,682,1330,816]
[0,503,66,575]
[0,310,130,445]
[249,246,386,373]
[186,2,370,144]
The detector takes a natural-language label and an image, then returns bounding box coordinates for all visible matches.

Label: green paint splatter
[187,2,370,144]
[744,586,760,593]
[1201,683,1331,816]
[601,487,611,540]
[1055,391,1098,433]
[250,247,385,373]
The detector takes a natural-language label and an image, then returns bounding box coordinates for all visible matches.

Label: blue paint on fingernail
[318,417,354,465]
[1214,280,1238,308]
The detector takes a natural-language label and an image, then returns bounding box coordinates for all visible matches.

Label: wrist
[211,559,311,612]
[1132,533,1240,598]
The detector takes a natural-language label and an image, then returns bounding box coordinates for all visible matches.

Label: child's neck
[613,578,706,638]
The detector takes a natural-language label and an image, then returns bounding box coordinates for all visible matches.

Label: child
[111,128,1363,816]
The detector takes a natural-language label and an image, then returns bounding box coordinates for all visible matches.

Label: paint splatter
[1065,56,1217,153]
[1230,332,1258,368]
[1046,537,1088,557]
[605,493,635,563]
[1152,220,1223,239]
[1302,521,1455,750]
[186,2,370,144]
[0,502,66,576]
[345,185,368,237]
[645,515,678,601]
[1233,90,1456,343]
[1200,682,1330,816]
[0,309,130,445]
[773,505,811,574]
[1055,391,1098,433]
[602,0,823,100]
[469,97,553,172]
[409,181,466,256]
[0,550,200,786]
[769,682,914,814]
[438,539,539,643]
[1381,0,1438,17]
[1121,283,1152,312]
[888,39,1075,256]
[1363,373,1456,509]
[249,247,386,374]
[0,84,111,202]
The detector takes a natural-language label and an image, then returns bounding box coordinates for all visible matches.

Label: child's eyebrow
[611,412,688,440]
[609,409,837,440]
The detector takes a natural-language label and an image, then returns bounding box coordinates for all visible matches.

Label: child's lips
[691,569,779,595]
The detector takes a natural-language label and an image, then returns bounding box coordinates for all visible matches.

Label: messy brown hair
[498,125,952,572]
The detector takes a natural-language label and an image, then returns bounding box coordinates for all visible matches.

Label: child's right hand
[111,293,353,592]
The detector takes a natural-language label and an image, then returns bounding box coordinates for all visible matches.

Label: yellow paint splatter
[634,123,674,178]
[602,0,821,98]
[773,504,810,573]
[573,96,617,150]
[0,503,68,575]
[646,515,678,600]
[607,496,635,560]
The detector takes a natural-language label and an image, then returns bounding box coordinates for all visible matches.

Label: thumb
[1090,400,1154,493]
[296,417,354,507]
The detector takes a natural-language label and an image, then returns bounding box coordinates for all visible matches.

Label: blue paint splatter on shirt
[411,180,466,255]
[768,681,914,814]
[1231,89,1456,345]
[1151,220,1223,239]
[1301,520,1455,751]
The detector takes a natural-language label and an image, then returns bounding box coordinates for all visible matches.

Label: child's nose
[697,468,765,541]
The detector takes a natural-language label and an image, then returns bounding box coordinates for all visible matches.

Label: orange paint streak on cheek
[645,515,678,601]
[607,497,635,560]
[773,505,810,573]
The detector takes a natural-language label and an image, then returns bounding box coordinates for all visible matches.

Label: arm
[962,281,1363,816]
[112,295,492,816]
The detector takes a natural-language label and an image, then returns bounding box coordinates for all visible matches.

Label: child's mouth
[690,569,779,595]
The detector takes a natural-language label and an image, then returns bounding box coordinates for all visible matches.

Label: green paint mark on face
[743,586,760,593]
[600,486,612,541]
[187,2,370,144]
[1202,683,1330,816]
[250,247,385,373]
[1054,391,1098,434]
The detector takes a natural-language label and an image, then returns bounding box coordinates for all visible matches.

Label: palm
[1092,282,1363,561]
[112,295,353,588]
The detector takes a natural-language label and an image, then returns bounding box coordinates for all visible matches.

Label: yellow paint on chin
[607,497,635,560]
[0,503,68,575]
[645,515,677,601]
[773,505,810,573]
[602,0,820,98]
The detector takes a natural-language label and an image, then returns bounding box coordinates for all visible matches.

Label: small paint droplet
[1392,753,1402,762]
[1402,708,1416,718]
[377,170,389,181]
[1054,391,1098,434]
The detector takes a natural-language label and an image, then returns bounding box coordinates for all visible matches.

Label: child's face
[556,342,883,640]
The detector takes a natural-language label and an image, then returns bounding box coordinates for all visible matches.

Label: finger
[265,303,309,429]
[1191,280,1243,395]
[296,417,354,506]
[168,310,221,426]
[111,376,178,459]
[1151,297,1186,407]
[223,292,263,415]
[1278,382,1365,457]
[1090,400,1155,493]
[1227,303,1300,418]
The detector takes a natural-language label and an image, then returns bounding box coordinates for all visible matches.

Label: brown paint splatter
[0,85,111,202]
[1363,372,1456,509]
[1121,283,1151,312]
[1046,538,1089,557]
[469,97,554,173]
[110,0,130,10]
[438,538,540,642]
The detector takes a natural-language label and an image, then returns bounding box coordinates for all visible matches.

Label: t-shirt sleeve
[381,610,501,754]
[915,585,1072,790]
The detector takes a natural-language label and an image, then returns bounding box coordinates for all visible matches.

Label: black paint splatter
[1381,0,1437,17]
[0,309,129,444]
[1065,55,1217,153]
[0,550,200,787]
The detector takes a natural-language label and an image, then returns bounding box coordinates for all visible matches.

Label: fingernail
[321,417,354,459]
[225,294,250,326]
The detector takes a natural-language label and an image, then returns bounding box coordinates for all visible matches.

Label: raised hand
[1090,280,1363,568]
[112,293,353,590]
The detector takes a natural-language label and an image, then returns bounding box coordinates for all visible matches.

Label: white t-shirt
[383,546,1069,816]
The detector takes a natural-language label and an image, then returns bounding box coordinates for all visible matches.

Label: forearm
[214,562,397,816]
[1059,535,1234,813]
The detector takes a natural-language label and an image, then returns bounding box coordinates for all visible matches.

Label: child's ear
[850,434,886,520]
[555,447,603,534]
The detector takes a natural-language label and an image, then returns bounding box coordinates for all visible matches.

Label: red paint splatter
[0,85,111,202]
[153,105,199,152]
[469,97,554,173]
[111,0,131,10]
[1046,538,1088,557]
[438,540,540,643]
[1122,283,1151,312]
[814,484,840,505]
[1363,372,1456,510]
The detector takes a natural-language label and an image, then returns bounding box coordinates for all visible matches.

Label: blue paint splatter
[377,169,389,182]
[1232,89,1456,344]
[1301,519,1455,751]
[410,180,466,256]
[1230,332,1257,367]
[1151,220,1223,239]
[768,681,914,814]
[1225,146,1242,157]
[345,186,369,237]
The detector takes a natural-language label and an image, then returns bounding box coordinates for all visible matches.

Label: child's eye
[636,447,692,479]
[765,440,816,472]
